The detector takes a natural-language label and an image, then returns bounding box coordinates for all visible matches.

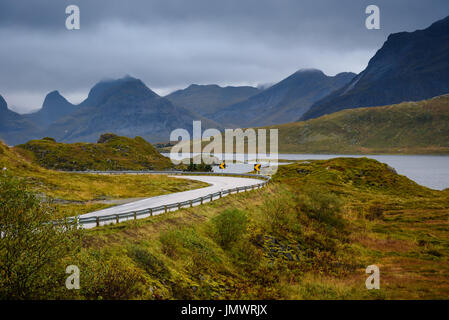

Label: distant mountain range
[1,77,220,145]
[212,69,355,127]
[0,15,448,148]
[302,15,449,120]
[166,84,260,118]
[42,77,220,143]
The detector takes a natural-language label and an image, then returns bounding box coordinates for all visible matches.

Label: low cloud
[1,0,448,112]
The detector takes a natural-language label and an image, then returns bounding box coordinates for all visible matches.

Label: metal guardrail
[64,171,270,228]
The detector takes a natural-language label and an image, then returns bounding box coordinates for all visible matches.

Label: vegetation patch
[2,156,448,299]
[264,95,449,154]
[16,133,174,171]
[0,140,208,218]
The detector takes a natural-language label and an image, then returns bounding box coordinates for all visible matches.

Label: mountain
[25,90,77,127]
[212,69,355,128]
[78,76,145,108]
[302,15,449,120]
[265,94,449,154]
[16,133,174,171]
[0,95,7,112]
[166,84,260,117]
[44,76,220,143]
[0,95,39,145]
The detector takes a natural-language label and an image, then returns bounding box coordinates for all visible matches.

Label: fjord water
[165,153,449,190]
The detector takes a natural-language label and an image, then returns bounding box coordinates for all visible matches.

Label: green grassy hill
[16,133,174,171]
[0,140,206,218]
[3,139,449,299]
[267,94,449,154]
[66,157,449,299]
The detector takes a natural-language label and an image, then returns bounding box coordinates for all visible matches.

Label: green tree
[0,173,82,299]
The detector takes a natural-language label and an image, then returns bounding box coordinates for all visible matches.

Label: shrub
[298,186,344,230]
[127,245,170,280]
[78,251,150,300]
[261,188,302,236]
[97,133,118,144]
[159,230,182,258]
[185,162,213,172]
[0,173,82,299]
[159,228,217,262]
[212,209,248,249]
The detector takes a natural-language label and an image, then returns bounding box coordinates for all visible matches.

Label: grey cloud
[0,0,448,112]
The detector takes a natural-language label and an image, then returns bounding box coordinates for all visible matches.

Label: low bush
[76,250,150,300]
[0,173,81,299]
[127,244,170,280]
[212,209,248,249]
[159,228,217,264]
[298,186,344,231]
[261,187,302,237]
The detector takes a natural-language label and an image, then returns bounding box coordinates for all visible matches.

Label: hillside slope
[73,157,449,299]
[0,139,206,219]
[213,69,355,127]
[302,15,449,120]
[268,94,449,154]
[16,133,174,171]
[166,84,259,117]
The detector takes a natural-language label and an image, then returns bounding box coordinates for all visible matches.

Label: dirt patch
[355,236,415,253]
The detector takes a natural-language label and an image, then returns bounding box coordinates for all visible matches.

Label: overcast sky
[1,0,448,113]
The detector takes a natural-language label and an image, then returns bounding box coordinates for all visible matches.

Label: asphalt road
[78,175,263,228]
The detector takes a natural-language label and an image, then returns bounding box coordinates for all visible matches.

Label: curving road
[78,175,263,228]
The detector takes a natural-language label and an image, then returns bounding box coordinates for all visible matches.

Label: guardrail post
[178,203,181,210]
[96,217,99,227]
[134,212,137,220]
[201,197,203,204]
[190,200,193,208]
[150,208,153,216]
[210,194,213,201]
[164,205,168,213]
[116,215,119,224]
